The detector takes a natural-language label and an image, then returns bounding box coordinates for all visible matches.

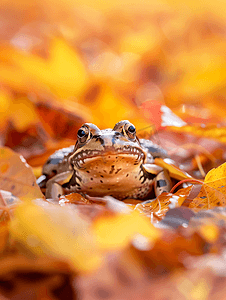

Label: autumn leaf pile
[2,0,226,299]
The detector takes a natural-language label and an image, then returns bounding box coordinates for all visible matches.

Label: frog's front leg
[46,171,73,199]
[154,169,172,197]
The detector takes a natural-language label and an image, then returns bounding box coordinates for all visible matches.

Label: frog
[38,120,173,200]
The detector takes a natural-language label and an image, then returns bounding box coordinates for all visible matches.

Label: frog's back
[140,139,168,159]
[42,145,74,176]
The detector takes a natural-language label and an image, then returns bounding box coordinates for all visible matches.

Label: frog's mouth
[70,146,145,169]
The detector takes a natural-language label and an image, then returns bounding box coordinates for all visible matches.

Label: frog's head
[68,121,148,198]
[69,120,146,172]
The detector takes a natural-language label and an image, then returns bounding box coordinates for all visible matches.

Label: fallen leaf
[0,148,44,201]
[154,158,192,181]
[92,210,160,251]
[0,255,77,300]
[59,193,91,206]
[0,38,90,98]
[88,84,151,129]
[190,162,226,211]
[140,100,186,131]
[168,124,226,144]
[135,186,193,222]
[34,98,88,139]
[10,200,101,272]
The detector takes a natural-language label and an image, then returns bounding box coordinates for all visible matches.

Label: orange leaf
[140,101,186,131]
[135,186,192,221]
[59,193,91,205]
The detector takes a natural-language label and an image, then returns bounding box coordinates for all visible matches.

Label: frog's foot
[37,174,48,189]
[154,169,172,197]
[46,171,73,200]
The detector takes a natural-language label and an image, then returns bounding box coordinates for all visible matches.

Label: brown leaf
[153,129,226,178]
[135,186,192,222]
[0,255,77,300]
[0,148,44,201]
[35,99,88,140]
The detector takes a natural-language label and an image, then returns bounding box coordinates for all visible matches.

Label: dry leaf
[0,147,44,201]
[190,162,226,211]
[154,158,191,181]
[135,186,193,222]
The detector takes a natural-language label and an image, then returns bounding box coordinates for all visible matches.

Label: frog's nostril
[93,135,105,146]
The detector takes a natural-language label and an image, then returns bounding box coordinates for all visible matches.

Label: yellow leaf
[46,38,90,97]
[10,97,39,131]
[10,201,101,272]
[90,84,151,129]
[199,224,219,243]
[204,163,226,183]
[0,92,39,132]
[0,38,90,98]
[119,26,161,56]
[154,158,192,181]
[177,276,211,300]
[0,91,10,129]
[190,162,226,210]
[190,279,210,300]
[93,210,160,250]
[168,124,226,144]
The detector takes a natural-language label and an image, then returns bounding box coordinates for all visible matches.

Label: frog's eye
[77,129,86,138]
[124,123,136,139]
[77,126,90,143]
[128,125,136,134]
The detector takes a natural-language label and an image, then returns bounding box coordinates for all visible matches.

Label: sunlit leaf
[169,50,226,99]
[154,158,191,181]
[0,92,39,133]
[199,224,219,243]
[135,186,192,222]
[0,91,10,130]
[59,193,91,205]
[119,26,162,56]
[9,97,40,132]
[89,84,151,129]
[10,201,101,272]
[190,162,226,210]
[168,124,226,144]
[92,210,160,250]
[0,38,90,98]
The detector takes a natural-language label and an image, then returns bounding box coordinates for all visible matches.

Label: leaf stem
[170,178,203,194]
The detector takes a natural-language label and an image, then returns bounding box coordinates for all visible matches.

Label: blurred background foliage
[1,0,226,161]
